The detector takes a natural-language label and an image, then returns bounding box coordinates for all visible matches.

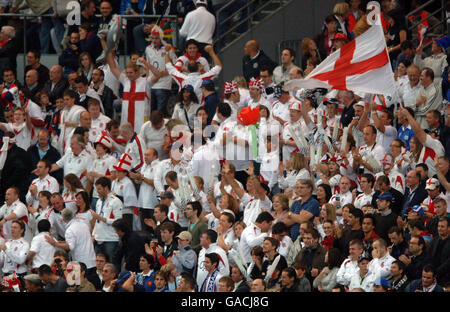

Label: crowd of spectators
[0,0,448,294]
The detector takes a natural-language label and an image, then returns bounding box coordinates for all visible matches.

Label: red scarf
[321,235,335,250]
[0,38,9,48]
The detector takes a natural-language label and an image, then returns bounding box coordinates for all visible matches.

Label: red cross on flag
[285,16,395,96]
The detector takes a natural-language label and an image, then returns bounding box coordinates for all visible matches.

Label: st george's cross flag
[285,15,396,96]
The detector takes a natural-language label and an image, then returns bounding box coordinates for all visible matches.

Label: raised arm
[371,98,385,133]
[204,45,222,68]
[398,106,427,144]
[106,50,122,80]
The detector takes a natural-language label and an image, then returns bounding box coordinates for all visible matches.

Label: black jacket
[0,38,18,75]
[24,64,50,87]
[80,32,103,64]
[85,269,103,290]
[234,280,250,292]
[156,217,182,244]
[426,236,450,285]
[154,240,178,271]
[400,185,428,218]
[372,188,404,216]
[339,101,355,128]
[0,144,32,203]
[405,278,444,292]
[113,231,146,273]
[405,251,427,281]
[27,143,63,185]
[59,45,81,76]
[22,83,44,103]
[374,211,398,243]
[93,84,116,118]
[261,253,287,288]
[333,228,364,258]
[242,50,277,82]
[42,78,69,103]
[391,274,410,292]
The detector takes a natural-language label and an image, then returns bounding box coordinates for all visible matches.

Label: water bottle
[336,195,341,210]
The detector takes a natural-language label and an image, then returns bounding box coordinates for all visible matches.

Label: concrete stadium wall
[217,0,340,86]
[16,1,339,88]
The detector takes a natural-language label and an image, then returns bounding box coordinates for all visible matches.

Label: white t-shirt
[29,231,56,269]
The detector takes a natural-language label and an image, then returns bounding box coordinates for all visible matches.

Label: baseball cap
[425,178,439,190]
[377,192,393,201]
[373,277,390,288]
[323,98,340,106]
[182,84,194,92]
[201,79,214,88]
[412,205,425,216]
[176,231,192,241]
[354,100,365,108]
[273,83,288,99]
[289,101,301,111]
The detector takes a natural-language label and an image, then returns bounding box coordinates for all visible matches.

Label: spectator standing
[179,0,215,54]
[242,40,277,82]
[45,208,96,272]
[145,26,177,115]
[0,26,18,76]
[42,65,69,104]
[24,50,49,87]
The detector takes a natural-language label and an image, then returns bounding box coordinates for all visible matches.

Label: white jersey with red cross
[119,74,149,133]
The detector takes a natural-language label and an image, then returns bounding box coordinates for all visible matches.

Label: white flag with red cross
[285,16,395,96]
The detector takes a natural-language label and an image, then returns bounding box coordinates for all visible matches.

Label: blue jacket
[134,270,156,292]
[120,0,146,15]
[405,278,444,292]
[59,46,80,77]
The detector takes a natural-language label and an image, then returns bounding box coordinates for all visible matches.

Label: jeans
[151,88,170,115]
[51,16,66,54]
[40,8,55,54]
[94,241,119,261]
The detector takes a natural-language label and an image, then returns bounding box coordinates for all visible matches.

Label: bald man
[242,39,277,82]
[23,69,44,101]
[43,65,69,103]
[289,66,304,80]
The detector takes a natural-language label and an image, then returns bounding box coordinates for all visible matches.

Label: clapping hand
[244,161,255,176]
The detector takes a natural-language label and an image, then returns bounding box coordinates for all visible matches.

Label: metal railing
[213,0,289,52]
[0,13,179,67]
[405,0,449,49]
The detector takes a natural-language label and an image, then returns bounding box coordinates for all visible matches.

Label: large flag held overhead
[285,16,396,96]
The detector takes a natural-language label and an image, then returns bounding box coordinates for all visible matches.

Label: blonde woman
[160,263,179,292]
[278,153,311,191]
[77,52,94,82]
[316,203,338,239]
[333,2,350,36]
[271,193,290,224]
[316,158,342,195]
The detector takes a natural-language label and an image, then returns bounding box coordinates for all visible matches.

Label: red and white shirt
[25,175,60,209]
